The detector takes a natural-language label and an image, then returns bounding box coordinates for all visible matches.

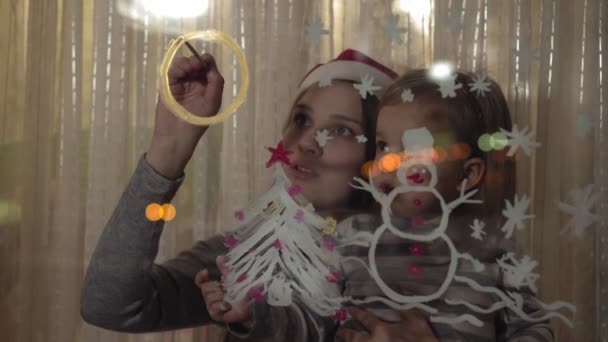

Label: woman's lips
[286,164,317,180]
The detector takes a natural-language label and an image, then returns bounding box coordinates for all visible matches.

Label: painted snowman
[350,127,482,307]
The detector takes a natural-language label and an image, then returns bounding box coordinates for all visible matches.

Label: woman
[80,49,397,341]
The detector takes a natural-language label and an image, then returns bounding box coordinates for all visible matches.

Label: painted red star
[266,140,293,168]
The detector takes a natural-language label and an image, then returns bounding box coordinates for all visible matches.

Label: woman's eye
[376,141,389,153]
[330,126,354,137]
[293,113,310,128]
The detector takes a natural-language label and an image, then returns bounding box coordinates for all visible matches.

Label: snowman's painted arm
[447,179,483,210]
[351,177,385,202]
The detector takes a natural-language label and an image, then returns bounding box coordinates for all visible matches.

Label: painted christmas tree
[222,140,345,318]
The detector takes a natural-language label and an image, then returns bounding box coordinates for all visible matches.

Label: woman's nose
[297,129,321,156]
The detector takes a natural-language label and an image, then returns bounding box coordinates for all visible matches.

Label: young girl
[336,69,557,341]
[80,49,397,342]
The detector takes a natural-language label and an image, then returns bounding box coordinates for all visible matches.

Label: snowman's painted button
[409,244,425,256]
[408,264,423,277]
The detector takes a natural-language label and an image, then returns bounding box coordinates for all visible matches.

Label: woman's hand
[194,255,251,323]
[337,307,438,342]
[147,53,224,179]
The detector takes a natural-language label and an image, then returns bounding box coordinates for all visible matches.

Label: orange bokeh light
[379,153,401,173]
[146,203,176,221]
[432,147,448,163]
[146,203,163,221]
[361,160,374,178]
[448,143,471,161]
[162,204,176,221]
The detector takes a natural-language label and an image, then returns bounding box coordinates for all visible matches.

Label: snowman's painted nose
[407,173,425,184]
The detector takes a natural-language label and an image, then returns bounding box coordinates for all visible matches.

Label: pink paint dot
[413,199,423,207]
[408,264,423,277]
[288,184,302,196]
[273,239,283,250]
[234,210,245,221]
[326,271,341,283]
[237,274,248,283]
[294,210,305,223]
[333,308,348,321]
[412,215,424,226]
[322,237,336,252]
[224,234,238,249]
[409,244,424,256]
[248,287,264,303]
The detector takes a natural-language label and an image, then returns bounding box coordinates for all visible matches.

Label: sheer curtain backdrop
[0,0,606,341]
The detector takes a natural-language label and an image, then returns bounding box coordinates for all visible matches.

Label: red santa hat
[298,49,398,98]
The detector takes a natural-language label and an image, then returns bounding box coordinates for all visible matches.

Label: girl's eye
[330,126,354,137]
[376,140,390,153]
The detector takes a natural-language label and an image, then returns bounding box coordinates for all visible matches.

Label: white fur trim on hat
[299,60,395,98]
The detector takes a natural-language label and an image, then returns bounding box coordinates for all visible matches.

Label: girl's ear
[457,157,486,192]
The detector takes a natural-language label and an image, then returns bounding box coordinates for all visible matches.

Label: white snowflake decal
[557,184,602,239]
[468,75,492,96]
[576,113,593,139]
[315,129,334,147]
[401,88,415,103]
[356,135,368,144]
[318,72,333,87]
[353,74,382,99]
[384,13,407,44]
[305,16,329,45]
[501,194,535,239]
[435,73,463,98]
[497,253,539,293]
[469,219,486,240]
[499,125,541,157]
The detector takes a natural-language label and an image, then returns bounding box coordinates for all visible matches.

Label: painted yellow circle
[160,30,250,126]
[145,203,163,221]
[162,203,177,222]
